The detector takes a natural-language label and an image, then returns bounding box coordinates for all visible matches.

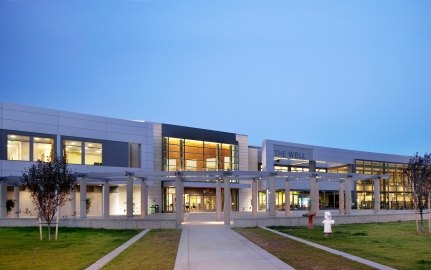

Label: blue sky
[1,0,430,155]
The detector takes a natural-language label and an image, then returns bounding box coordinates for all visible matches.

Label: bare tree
[402,153,431,232]
[21,156,77,240]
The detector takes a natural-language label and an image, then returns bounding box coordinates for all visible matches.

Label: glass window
[85,142,102,165]
[33,137,54,161]
[7,135,30,161]
[129,143,140,168]
[163,137,239,171]
[64,140,82,164]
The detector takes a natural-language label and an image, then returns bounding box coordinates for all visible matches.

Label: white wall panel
[59,111,109,123]
[106,122,147,135]
[3,103,58,116]
[59,126,107,140]
[3,119,58,134]
[3,109,59,125]
[59,117,107,132]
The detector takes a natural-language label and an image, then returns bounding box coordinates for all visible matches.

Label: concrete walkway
[86,229,150,270]
[262,227,396,270]
[174,213,294,270]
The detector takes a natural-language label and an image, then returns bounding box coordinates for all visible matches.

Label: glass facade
[355,160,412,209]
[163,187,239,212]
[163,137,239,171]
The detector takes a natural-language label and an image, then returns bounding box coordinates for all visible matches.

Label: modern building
[0,102,415,227]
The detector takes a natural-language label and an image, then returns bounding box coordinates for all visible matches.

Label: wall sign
[273,145,314,160]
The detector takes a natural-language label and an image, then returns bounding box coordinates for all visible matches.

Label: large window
[7,134,54,162]
[7,135,30,161]
[33,137,54,161]
[163,137,239,171]
[64,140,102,165]
[355,160,410,210]
[64,140,82,164]
[85,142,102,165]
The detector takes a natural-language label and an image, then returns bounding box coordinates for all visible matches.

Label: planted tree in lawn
[402,153,431,232]
[21,155,77,240]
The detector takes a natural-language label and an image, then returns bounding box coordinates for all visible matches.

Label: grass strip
[0,227,140,270]
[103,229,181,270]
[234,227,374,270]
[270,221,431,270]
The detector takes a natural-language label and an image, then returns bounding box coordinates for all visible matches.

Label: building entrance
[185,194,216,211]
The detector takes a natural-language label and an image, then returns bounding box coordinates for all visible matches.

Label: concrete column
[126,178,133,218]
[141,180,148,218]
[251,179,258,218]
[223,176,231,225]
[70,190,76,217]
[284,179,290,217]
[309,160,316,172]
[175,175,184,227]
[374,178,381,213]
[309,160,319,213]
[269,177,276,217]
[103,181,110,218]
[79,178,87,218]
[216,180,222,221]
[345,178,352,215]
[0,182,7,218]
[310,178,319,213]
[14,186,20,218]
[339,180,345,216]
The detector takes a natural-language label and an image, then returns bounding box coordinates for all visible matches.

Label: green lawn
[103,229,181,270]
[235,227,374,270]
[0,227,140,270]
[270,221,431,270]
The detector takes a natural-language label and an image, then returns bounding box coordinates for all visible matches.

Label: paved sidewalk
[86,229,150,270]
[174,223,294,270]
[262,227,396,270]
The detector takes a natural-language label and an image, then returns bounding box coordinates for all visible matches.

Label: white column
[284,179,290,217]
[216,180,222,221]
[374,178,381,214]
[79,178,87,218]
[339,180,345,216]
[70,190,76,217]
[345,178,352,215]
[103,181,110,218]
[126,177,133,218]
[223,176,231,225]
[252,179,258,218]
[14,185,20,218]
[0,182,6,218]
[269,177,276,217]
[175,175,184,227]
[141,180,148,218]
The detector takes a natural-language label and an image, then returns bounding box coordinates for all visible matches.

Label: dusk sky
[1,1,430,156]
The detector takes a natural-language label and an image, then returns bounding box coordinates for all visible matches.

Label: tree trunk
[48,223,51,241]
[419,208,424,233]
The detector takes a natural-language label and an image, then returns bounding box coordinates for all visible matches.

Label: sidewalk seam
[85,229,150,270]
[261,226,396,270]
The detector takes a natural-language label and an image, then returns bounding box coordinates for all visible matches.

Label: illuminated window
[163,137,239,171]
[33,137,54,161]
[7,135,30,161]
[64,140,82,164]
[85,142,102,165]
